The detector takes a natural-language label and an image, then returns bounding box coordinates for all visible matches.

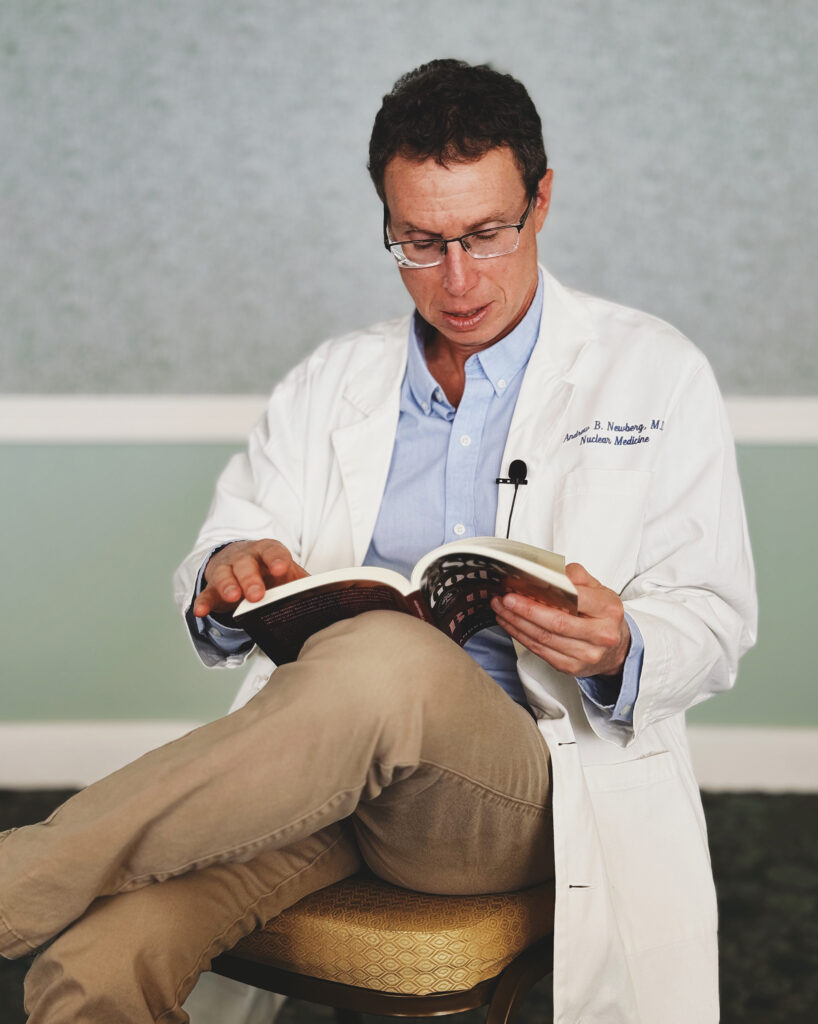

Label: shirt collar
[405,318,444,414]
[406,270,544,412]
[474,269,543,394]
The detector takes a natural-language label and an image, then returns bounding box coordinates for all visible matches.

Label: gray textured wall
[1,0,815,394]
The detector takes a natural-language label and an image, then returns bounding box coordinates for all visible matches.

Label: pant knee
[300,610,486,713]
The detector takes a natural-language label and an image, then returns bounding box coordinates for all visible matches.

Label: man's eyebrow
[399,210,513,236]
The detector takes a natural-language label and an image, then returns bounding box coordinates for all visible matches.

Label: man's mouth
[441,304,490,330]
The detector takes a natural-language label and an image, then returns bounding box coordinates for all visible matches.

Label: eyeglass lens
[397,226,520,266]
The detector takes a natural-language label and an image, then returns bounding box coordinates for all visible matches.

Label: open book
[233,537,578,665]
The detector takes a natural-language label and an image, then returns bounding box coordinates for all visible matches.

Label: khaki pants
[0,612,553,1023]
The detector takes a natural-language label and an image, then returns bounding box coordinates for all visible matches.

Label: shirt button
[453,523,466,536]
[421,401,430,413]
[434,388,443,401]
[459,434,471,447]
[209,627,222,639]
[498,378,507,389]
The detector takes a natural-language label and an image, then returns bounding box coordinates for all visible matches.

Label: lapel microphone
[495,459,528,538]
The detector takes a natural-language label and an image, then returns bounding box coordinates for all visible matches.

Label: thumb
[565,562,600,588]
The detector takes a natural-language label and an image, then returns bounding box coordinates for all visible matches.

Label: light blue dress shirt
[363,273,642,722]
[193,272,643,723]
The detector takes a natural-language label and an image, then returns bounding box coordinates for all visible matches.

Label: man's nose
[441,242,477,295]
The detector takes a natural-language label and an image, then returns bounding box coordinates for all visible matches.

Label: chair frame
[211,932,553,1022]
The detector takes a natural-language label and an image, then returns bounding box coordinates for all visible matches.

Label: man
[0,60,756,1023]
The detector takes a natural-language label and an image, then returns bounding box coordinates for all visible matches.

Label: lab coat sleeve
[172,360,312,669]
[581,359,757,745]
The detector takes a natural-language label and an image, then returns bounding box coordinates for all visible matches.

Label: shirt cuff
[575,613,644,725]
[186,544,254,658]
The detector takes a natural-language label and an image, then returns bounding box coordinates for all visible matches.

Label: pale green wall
[687,446,818,727]
[1,445,239,721]
[1,443,815,726]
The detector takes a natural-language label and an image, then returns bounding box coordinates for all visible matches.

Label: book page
[459,536,567,576]
[419,552,578,647]
[410,536,575,594]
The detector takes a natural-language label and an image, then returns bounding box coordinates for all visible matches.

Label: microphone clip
[495,459,528,538]
[495,459,528,487]
[494,475,528,485]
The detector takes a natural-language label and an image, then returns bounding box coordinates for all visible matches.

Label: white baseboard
[0,721,202,789]
[1,721,817,792]
[686,725,818,792]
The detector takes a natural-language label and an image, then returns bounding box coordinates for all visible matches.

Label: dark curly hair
[368,59,547,203]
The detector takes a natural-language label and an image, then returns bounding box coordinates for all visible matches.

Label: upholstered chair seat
[212,872,555,1022]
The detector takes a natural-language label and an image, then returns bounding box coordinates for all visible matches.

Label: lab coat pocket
[553,468,651,594]
[583,751,716,954]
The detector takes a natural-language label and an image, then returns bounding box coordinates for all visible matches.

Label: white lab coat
[175,267,757,1023]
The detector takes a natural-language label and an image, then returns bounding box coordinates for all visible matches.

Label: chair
[211,871,555,1023]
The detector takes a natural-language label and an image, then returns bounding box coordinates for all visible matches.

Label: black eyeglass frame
[382,195,536,269]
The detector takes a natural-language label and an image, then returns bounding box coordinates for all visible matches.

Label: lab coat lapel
[496,268,596,543]
[331,326,407,565]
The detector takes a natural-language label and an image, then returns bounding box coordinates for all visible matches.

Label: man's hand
[491,562,630,678]
[193,540,308,618]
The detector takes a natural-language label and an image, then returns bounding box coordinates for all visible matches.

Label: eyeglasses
[383,196,535,269]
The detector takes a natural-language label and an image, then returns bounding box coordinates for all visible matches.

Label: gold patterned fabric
[230,874,555,995]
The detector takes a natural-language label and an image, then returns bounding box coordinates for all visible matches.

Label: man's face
[383,147,552,354]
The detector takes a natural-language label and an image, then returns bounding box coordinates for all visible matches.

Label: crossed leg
[24,824,360,1023]
[0,611,553,1022]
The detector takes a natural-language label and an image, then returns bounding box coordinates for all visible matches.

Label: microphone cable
[495,459,528,538]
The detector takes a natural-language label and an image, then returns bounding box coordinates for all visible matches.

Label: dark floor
[2,790,817,1022]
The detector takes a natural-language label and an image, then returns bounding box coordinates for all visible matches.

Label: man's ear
[533,169,553,231]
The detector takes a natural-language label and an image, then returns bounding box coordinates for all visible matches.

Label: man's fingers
[492,589,629,677]
[494,601,600,656]
[193,583,232,617]
[231,554,270,602]
[496,593,588,640]
[259,544,308,584]
[493,605,603,675]
[257,540,294,568]
[498,620,591,666]
[204,560,245,601]
[500,590,625,649]
[193,565,256,617]
[193,539,309,619]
